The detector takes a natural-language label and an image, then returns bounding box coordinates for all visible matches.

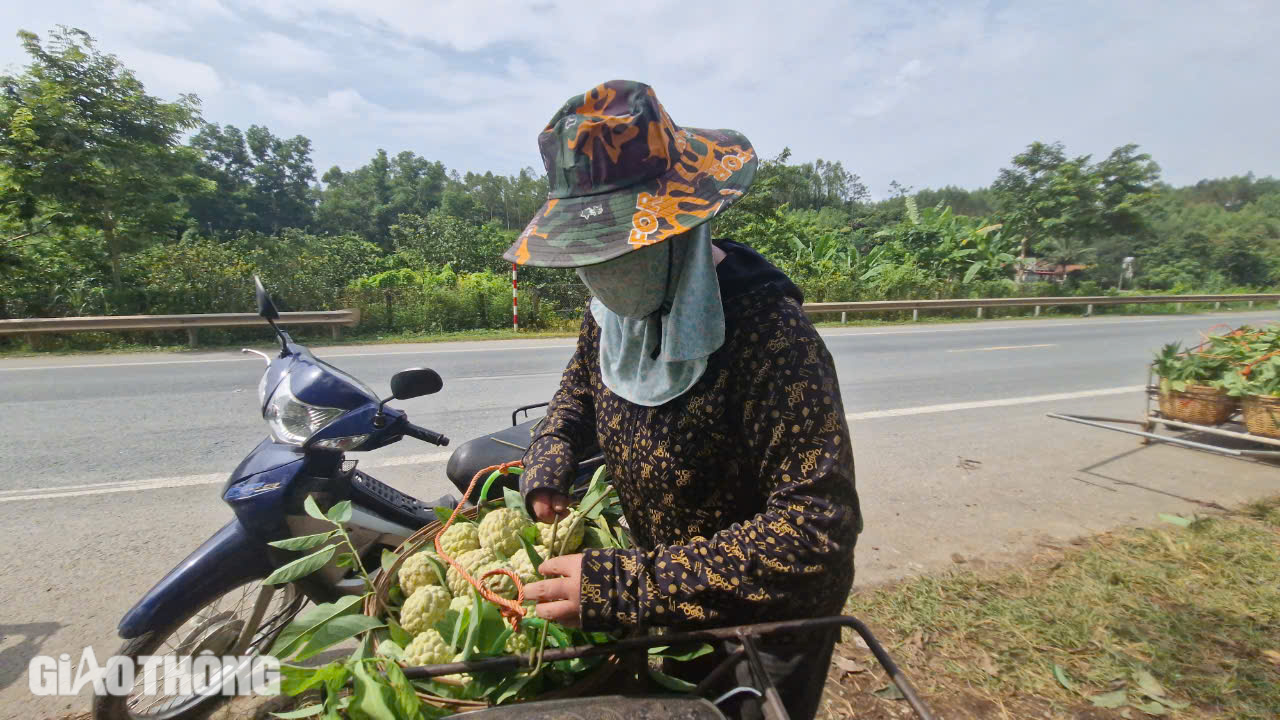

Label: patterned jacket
[521,240,862,631]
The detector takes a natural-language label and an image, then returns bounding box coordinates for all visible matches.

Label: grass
[824,497,1280,719]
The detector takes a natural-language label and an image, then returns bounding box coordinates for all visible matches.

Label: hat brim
[503,127,757,268]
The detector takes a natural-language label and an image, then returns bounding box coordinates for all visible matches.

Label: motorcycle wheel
[92,580,304,720]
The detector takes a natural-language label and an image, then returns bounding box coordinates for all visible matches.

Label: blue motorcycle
[93,278,599,720]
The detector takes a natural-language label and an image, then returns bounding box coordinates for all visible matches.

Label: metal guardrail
[802,293,1280,320]
[0,309,360,347]
[1,293,1275,348]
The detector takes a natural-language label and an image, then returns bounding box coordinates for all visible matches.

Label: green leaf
[1134,669,1166,698]
[873,683,906,700]
[271,704,325,719]
[295,614,385,661]
[383,659,427,720]
[380,549,400,575]
[1089,690,1129,708]
[326,500,353,525]
[1132,701,1168,715]
[376,639,405,660]
[649,643,714,662]
[520,525,539,546]
[336,553,355,569]
[269,531,336,551]
[433,506,454,525]
[647,667,697,693]
[279,662,348,697]
[1053,664,1077,693]
[386,617,413,648]
[1158,513,1192,528]
[504,487,528,518]
[492,672,536,705]
[349,659,398,720]
[1152,696,1190,710]
[270,595,363,658]
[264,546,337,585]
[519,535,544,572]
[963,261,983,284]
[304,494,327,521]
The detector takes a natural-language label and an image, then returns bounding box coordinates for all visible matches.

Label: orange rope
[433,461,528,629]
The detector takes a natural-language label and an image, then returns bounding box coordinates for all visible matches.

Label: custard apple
[400,584,450,635]
[437,522,480,557]
[473,562,517,600]
[446,547,496,597]
[505,631,533,654]
[508,546,545,583]
[402,629,452,666]
[398,551,445,596]
[478,508,532,558]
[441,652,471,685]
[538,511,585,553]
[449,594,473,614]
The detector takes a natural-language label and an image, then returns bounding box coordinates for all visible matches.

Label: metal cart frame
[1048,368,1280,460]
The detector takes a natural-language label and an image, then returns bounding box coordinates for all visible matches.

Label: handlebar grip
[405,423,449,447]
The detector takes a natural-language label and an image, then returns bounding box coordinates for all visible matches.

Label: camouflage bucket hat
[503,80,757,268]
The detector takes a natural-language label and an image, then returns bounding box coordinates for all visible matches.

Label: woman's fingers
[528,489,571,523]
[533,599,581,627]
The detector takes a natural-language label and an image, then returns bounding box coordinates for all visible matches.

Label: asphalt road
[3,310,1279,718]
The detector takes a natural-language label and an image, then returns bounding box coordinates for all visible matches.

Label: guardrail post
[912,309,918,322]
[1034,305,1040,317]
[186,328,199,348]
[1086,304,1093,316]
[840,311,846,324]
[331,325,342,340]
[1176,303,1182,312]
[25,332,37,348]
[976,307,983,319]
[1249,300,1254,309]
[1214,301,1221,310]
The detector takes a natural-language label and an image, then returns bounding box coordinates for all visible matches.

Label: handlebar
[404,422,449,447]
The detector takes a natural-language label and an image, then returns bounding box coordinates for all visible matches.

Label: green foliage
[4,26,1280,347]
[0,27,208,289]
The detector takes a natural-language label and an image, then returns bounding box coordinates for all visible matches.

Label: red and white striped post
[511,263,519,332]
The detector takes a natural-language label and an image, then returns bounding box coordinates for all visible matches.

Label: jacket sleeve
[520,310,599,506]
[577,300,862,630]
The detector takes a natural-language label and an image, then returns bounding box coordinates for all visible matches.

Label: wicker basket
[1157,384,1238,425]
[362,505,622,712]
[1242,395,1280,439]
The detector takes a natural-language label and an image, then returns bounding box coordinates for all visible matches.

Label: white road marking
[0,344,577,372]
[843,385,1144,421]
[5,388,1145,504]
[1,450,453,503]
[945,343,1057,353]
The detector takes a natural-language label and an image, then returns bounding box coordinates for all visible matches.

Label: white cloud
[117,48,223,99]
[2,0,1278,190]
[239,31,334,72]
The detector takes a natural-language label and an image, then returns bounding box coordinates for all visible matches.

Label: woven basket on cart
[363,505,622,712]
[1241,394,1280,439]
[1157,384,1238,425]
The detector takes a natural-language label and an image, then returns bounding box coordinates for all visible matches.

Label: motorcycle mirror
[254,276,280,321]
[390,368,443,400]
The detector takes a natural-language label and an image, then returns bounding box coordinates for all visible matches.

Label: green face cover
[582,224,725,407]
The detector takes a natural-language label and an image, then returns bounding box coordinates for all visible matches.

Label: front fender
[117,520,272,639]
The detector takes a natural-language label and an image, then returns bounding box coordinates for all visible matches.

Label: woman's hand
[524,554,583,627]
[527,488,571,523]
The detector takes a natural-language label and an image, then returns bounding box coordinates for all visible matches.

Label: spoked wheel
[92,580,305,720]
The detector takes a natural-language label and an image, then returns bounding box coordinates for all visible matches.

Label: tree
[1038,236,1097,274]
[992,141,1160,279]
[0,27,207,290]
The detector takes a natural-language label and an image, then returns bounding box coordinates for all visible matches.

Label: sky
[2,0,1278,197]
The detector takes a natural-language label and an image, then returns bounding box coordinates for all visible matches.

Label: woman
[506,80,862,720]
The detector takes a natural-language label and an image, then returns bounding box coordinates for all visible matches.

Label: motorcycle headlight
[257,369,270,408]
[311,434,372,451]
[264,375,344,445]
